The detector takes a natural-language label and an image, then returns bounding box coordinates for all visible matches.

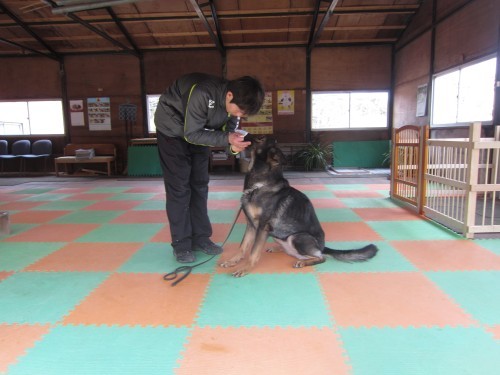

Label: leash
[163,206,242,286]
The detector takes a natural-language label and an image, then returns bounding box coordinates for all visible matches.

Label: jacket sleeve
[183,86,230,147]
[225,116,240,132]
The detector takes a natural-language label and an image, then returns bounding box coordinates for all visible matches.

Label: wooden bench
[54,143,117,176]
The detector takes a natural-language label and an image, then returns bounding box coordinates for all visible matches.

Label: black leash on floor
[163,206,242,286]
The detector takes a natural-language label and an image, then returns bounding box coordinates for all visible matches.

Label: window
[312,91,388,130]
[431,56,496,127]
[0,100,64,135]
[147,94,160,133]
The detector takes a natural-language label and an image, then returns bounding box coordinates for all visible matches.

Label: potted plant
[295,141,333,171]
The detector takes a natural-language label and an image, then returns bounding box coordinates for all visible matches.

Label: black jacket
[154,73,239,147]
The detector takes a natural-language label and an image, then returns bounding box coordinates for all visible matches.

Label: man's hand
[228,132,251,153]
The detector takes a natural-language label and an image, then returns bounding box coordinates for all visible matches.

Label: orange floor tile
[177,327,350,375]
[319,272,477,328]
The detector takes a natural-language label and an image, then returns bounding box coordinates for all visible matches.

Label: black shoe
[173,249,195,263]
[193,239,223,255]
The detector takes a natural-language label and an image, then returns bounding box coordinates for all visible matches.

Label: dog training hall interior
[1,1,499,374]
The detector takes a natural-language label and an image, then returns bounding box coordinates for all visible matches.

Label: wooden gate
[390,125,429,213]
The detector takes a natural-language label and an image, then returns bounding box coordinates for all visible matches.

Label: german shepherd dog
[219,136,378,277]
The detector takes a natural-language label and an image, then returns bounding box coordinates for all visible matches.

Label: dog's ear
[267,147,286,168]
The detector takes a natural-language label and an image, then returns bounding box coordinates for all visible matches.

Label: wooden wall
[0,44,391,168]
[311,46,392,144]
[226,45,392,144]
[0,0,497,170]
[227,48,307,143]
[393,0,499,134]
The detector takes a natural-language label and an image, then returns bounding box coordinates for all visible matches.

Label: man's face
[225,91,246,117]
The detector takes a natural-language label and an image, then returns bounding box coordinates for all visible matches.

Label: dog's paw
[219,259,239,268]
[293,261,306,268]
[266,246,282,253]
[232,268,249,277]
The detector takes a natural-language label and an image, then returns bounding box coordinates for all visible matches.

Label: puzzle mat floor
[1,175,499,374]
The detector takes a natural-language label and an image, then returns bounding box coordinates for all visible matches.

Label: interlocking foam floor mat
[1,178,499,374]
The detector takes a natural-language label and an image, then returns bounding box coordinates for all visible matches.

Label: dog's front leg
[219,224,255,268]
[232,228,268,277]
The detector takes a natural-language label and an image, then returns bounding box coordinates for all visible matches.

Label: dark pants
[157,131,212,252]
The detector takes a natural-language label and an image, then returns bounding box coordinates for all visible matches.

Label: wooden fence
[391,122,500,238]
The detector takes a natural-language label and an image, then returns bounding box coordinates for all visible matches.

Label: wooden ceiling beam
[0,5,419,27]
[308,0,340,53]
[6,25,406,43]
[188,0,225,56]
[0,1,60,60]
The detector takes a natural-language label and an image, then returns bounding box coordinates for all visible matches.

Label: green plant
[382,150,391,167]
[295,142,333,171]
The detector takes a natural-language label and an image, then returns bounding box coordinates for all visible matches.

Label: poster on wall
[69,100,85,126]
[87,97,111,131]
[277,90,294,115]
[416,84,428,117]
[242,91,273,134]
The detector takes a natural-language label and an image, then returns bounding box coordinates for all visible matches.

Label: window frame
[146,94,160,134]
[311,90,389,131]
[430,54,497,128]
[0,99,65,136]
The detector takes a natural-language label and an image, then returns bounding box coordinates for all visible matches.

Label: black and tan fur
[219,136,378,277]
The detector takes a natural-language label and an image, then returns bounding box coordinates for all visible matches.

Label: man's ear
[226,91,233,102]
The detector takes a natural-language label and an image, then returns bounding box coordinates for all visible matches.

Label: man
[154,73,265,263]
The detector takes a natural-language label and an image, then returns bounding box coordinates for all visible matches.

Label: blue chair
[11,140,30,173]
[0,139,30,173]
[21,140,53,172]
[0,140,10,172]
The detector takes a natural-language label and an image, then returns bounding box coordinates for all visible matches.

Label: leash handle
[163,206,242,286]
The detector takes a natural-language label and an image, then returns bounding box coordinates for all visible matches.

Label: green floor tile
[316,242,416,273]
[0,242,65,271]
[209,209,239,223]
[196,273,332,327]
[376,190,390,197]
[0,272,108,324]
[51,210,124,224]
[76,223,164,242]
[208,191,242,200]
[119,243,218,274]
[106,193,156,201]
[226,223,247,243]
[474,239,500,255]
[303,190,336,199]
[325,184,369,191]
[132,200,165,210]
[339,327,500,375]
[8,325,189,375]
[85,187,130,194]
[426,271,500,325]
[367,220,461,240]
[315,208,361,222]
[21,193,71,202]
[339,197,399,208]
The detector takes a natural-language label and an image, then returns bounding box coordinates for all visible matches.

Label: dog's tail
[322,244,378,262]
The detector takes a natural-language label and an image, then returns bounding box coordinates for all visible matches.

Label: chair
[0,140,10,171]
[0,139,31,173]
[21,139,52,172]
[10,140,31,173]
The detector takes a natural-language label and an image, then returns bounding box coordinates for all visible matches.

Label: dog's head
[247,135,286,171]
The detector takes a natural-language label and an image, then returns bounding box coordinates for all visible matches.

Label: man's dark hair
[227,76,265,116]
